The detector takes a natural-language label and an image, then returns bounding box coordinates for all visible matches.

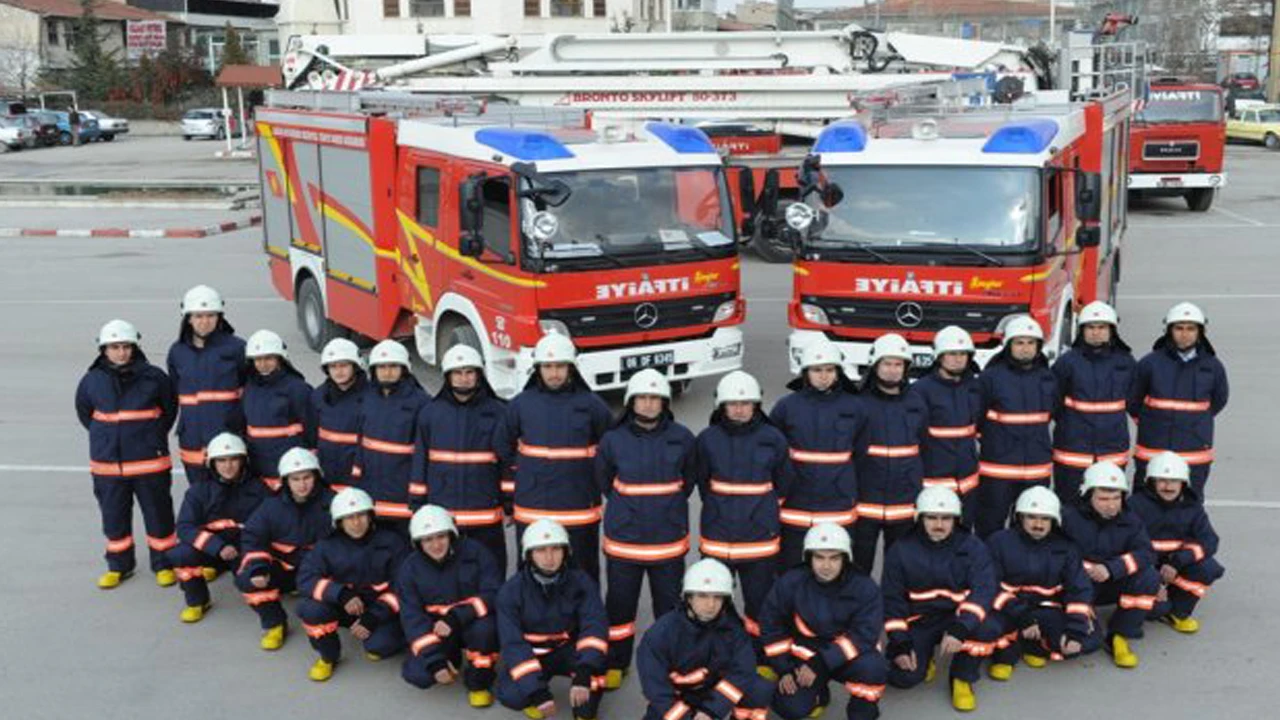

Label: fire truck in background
[255,91,745,398]
[1127,77,1227,211]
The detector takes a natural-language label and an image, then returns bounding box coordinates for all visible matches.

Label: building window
[46,20,59,47]
[410,0,445,16]
[384,0,401,18]
[592,0,604,17]
[416,167,441,227]
[525,0,540,16]
[454,0,471,17]
[551,0,582,17]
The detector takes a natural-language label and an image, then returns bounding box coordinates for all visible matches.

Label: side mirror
[459,234,485,258]
[820,182,844,209]
[460,175,486,233]
[737,168,756,217]
[798,154,822,197]
[1075,170,1103,222]
[1076,226,1101,248]
[760,169,780,214]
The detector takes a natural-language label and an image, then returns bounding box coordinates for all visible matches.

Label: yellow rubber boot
[604,668,625,690]
[951,679,977,712]
[808,705,827,718]
[523,708,546,720]
[469,689,494,708]
[1022,654,1047,669]
[202,567,219,582]
[155,569,177,587]
[97,570,132,590]
[180,602,211,623]
[1109,635,1139,669]
[260,625,286,651]
[757,665,779,681]
[1163,614,1200,634]
[365,652,382,662]
[924,659,937,684]
[309,658,335,682]
[988,663,1014,681]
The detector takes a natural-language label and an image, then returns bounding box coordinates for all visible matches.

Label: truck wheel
[1184,188,1214,212]
[1266,133,1280,150]
[296,276,345,352]
[436,320,483,367]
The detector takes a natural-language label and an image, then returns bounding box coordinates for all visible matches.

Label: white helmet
[1164,302,1207,327]
[181,284,225,315]
[1145,451,1191,484]
[331,487,375,525]
[715,370,763,405]
[799,339,844,371]
[933,325,975,355]
[442,344,485,374]
[320,338,362,368]
[625,368,671,404]
[803,522,852,559]
[246,329,288,360]
[1077,301,1118,327]
[205,432,248,463]
[682,558,734,596]
[278,447,322,479]
[533,333,577,364]
[369,339,411,368]
[409,504,458,541]
[1002,315,1045,342]
[98,319,140,347]
[522,518,571,554]
[869,333,912,365]
[915,486,963,518]
[1081,460,1129,495]
[1014,486,1061,524]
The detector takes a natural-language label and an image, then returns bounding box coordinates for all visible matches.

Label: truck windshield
[1138,90,1223,123]
[523,166,735,269]
[807,166,1040,252]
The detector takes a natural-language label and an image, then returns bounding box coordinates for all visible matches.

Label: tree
[61,0,124,101]
[220,23,251,69]
[0,25,41,96]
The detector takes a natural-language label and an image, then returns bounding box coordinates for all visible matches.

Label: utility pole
[1268,0,1280,101]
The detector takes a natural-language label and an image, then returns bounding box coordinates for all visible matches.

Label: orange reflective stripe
[147,533,178,552]
[513,505,601,526]
[466,650,498,668]
[603,535,689,562]
[204,519,239,532]
[379,592,401,613]
[312,578,332,602]
[425,596,488,617]
[791,644,816,660]
[500,480,516,494]
[908,588,970,604]
[884,619,910,633]
[665,701,692,720]
[177,389,243,406]
[1172,576,1209,597]
[408,483,428,495]
[523,631,570,644]
[1066,602,1093,616]
[105,536,134,553]
[428,449,499,464]
[834,635,859,661]
[779,507,857,527]
[788,448,852,464]
[979,461,1053,480]
[612,478,684,496]
[374,501,413,519]
[1000,582,1062,597]
[985,409,1051,424]
[716,680,744,704]
[179,448,205,466]
[318,427,359,445]
[451,507,505,526]
[845,682,885,702]
[237,551,274,573]
[1143,396,1211,412]
[865,444,919,458]
[577,637,608,654]
[669,667,709,685]
[928,424,977,439]
[923,472,980,495]
[709,479,774,496]
[960,639,995,657]
[89,456,173,477]
[793,613,818,638]
[1134,445,1215,464]
[1120,553,1139,575]
[700,537,781,560]
[764,638,793,657]
[361,436,415,455]
[411,632,441,655]
[510,658,541,680]
[958,602,987,621]
[1151,539,1183,553]
[246,423,304,439]
[993,591,1015,611]
[1118,593,1158,610]
[517,440,597,460]
[303,621,339,638]
[856,503,916,522]
[92,407,163,423]
[1184,542,1206,562]
[242,589,281,606]
[609,623,636,641]
[1052,449,1130,468]
[1064,397,1127,413]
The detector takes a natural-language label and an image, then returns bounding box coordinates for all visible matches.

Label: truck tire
[296,276,345,352]
[1184,188,1214,212]
[1266,133,1280,150]
[436,320,483,368]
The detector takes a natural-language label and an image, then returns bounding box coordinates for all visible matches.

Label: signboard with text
[126,20,166,61]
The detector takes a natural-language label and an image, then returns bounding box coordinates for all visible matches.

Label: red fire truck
[1127,78,1227,211]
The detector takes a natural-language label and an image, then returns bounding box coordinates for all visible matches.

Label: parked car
[182,108,240,140]
[0,116,30,151]
[44,110,101,145]
[80,109,129,140]
[1225,87,1267,116]
[1226,104,1280,149]
[30,112,61,146]
[1222,72,1261,91]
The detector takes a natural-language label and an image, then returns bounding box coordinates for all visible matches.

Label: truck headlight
[712,301,737,323]
[539,320,571,337]
[799,303,830,325]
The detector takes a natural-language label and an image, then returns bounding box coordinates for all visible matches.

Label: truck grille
[803,296,1027,334]
[1143,141,1200,161]
[540,292,734,338]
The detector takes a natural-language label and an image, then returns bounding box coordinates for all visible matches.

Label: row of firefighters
[76,284,1229,716]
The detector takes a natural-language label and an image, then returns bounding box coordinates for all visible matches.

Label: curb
[0,215,261,239]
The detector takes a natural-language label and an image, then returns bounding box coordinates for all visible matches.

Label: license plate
[622,350,675,372]
[912,352,935,367]
[1158,177,1184,188]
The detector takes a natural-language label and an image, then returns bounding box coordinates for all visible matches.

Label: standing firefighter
[594,369,696,689]
[310,338,366,490]
[636,558,773,720]
[397,505,503,708]
[412,345,508,569]
[76,319,179,589]
[1130,302,1229,494]
[769,339,862,568]
[242,329,314,493]
[168,284,245,484]
[909,326,983,520]
[761,523,887,720]
[496,519,609,720]
[1051,302,1135,504]
[494,333,611,582]
[353,339,428,533]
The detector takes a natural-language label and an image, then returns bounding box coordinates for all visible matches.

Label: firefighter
[1061,461,1160,669]
[1129,302,1229,494]
[692,370,793,663]
[166,432,269,623]
[761,523,887,720]
[636,558,773,720]
[310,338,366,490]
[236,447,334,651]
[594,369,696,689]
[242,329,314,493]
[167,284,245,485]
[397,504,503,708]
[1129,451,1224,634]
[854,333,929,575]
[496,519,609,720]
[909,326,983,520]
[769,339,861,568]
[352,339,428,534]
[75,319,179,589]
[412,344,508,570]
[985,487,1092,681]
[974,316,1058,538]
[297,486,409,681]
[882,487,999,713]
[494,333,611,583]
[1051,301,1135,504]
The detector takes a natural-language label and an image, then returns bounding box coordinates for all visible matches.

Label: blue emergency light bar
[982,119,1059,154]
[475,128,575,160]
[812,121,868,153]
[645,122,717,154]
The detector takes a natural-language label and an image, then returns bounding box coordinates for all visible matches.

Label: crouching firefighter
[397,505,503,708]
[236,447,334,651]
[496,519,609,720]
[761,523,887,720]
[297,487,409,681]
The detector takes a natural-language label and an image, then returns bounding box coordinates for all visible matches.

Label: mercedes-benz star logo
[634,303,659,329]
[895,301,924,328]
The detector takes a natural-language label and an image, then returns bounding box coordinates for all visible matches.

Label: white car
[181,108,240,141]
[81,109,129,141]
[0,116,29,151]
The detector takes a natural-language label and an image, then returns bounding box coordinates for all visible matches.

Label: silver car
[0,116,30,150]
[81,109,129,141]
[182,108,239,141]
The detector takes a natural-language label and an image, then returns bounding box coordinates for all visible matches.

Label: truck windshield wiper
[806,238,892,264]
[892,239,1006,267]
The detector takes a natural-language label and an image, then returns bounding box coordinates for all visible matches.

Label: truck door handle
[460,269,475,280]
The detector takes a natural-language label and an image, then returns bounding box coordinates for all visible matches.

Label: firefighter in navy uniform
[241,329,314,493]
[1051,302,1135,504]
[494,333,612,582]
[761,523,887,720]
[496,519,609,720]
[310,338,366,490]
[75,319,179,589]
[1129,302,1230,494]
[412,345,508,570]
[853,333,929,575]
[769,339,862,568]
[352,340,429,534]
[397,505,503,708]
[975,316,1058,538]
[167,284,245,484]
[1129,451,1225,634]
[909,326,984,520]
[636,558,773,720]
[594,369,696,689]
[236,447,334,651]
